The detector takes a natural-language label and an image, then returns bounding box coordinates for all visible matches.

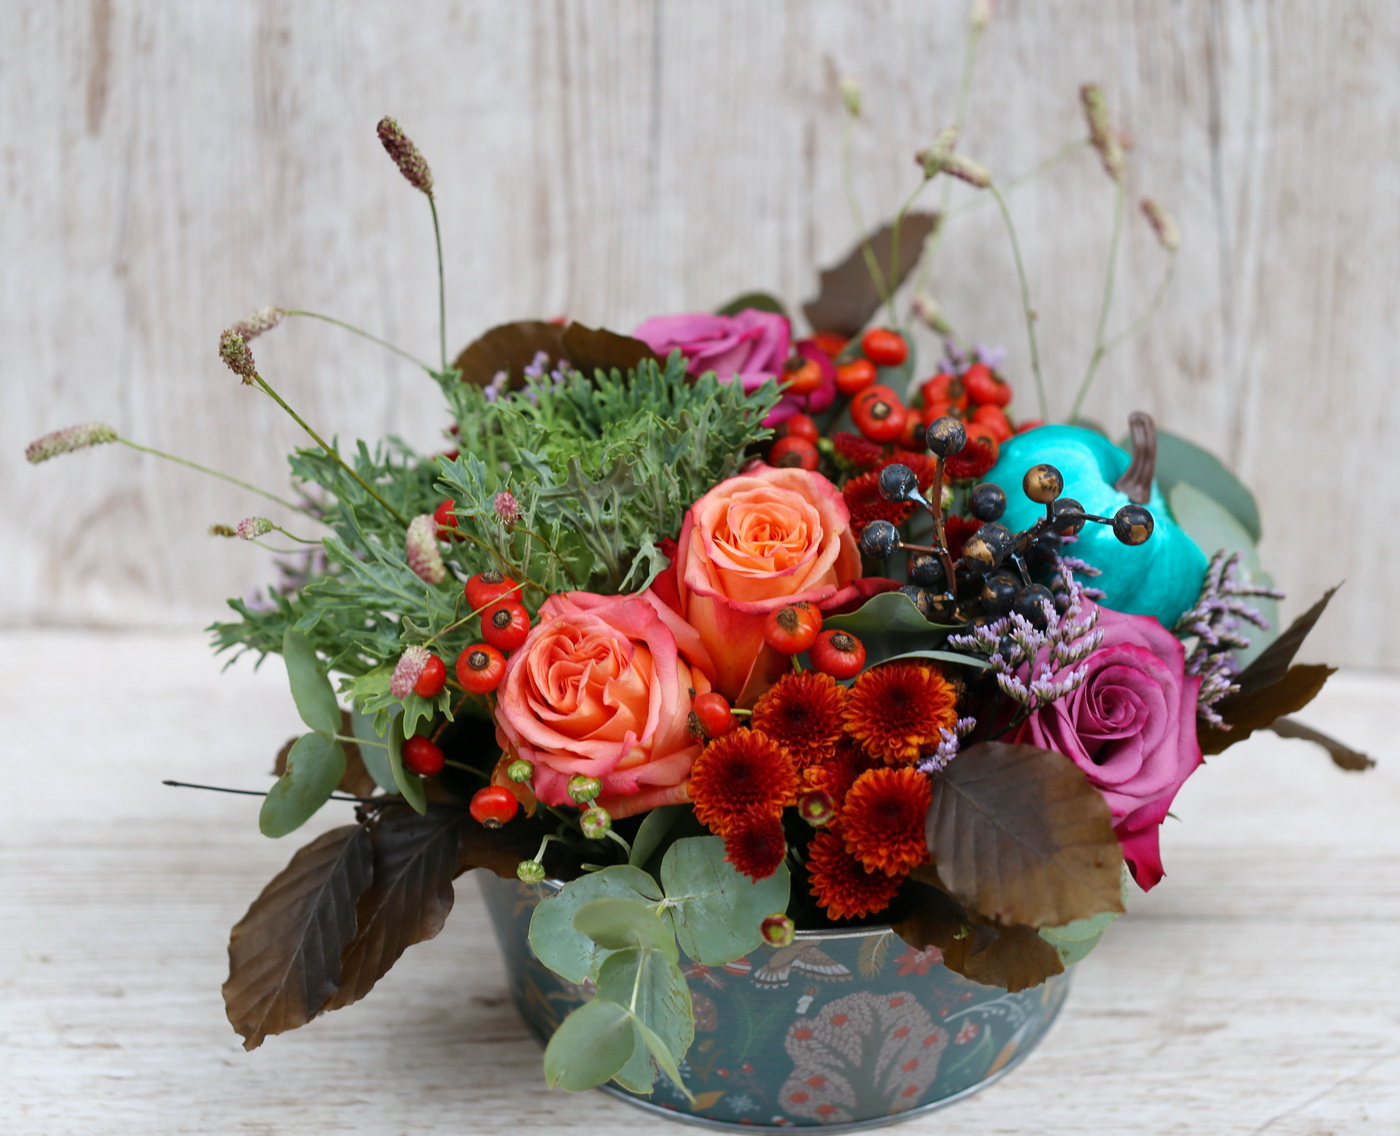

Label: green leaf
[595,947,694,1097]
[629,804,688,869]
[259,733,346,838]
[385,714,427,815]
[282,629,341,735]
[542,996,636,1091]
[659,837,790,965]
[634,1018,696,1104]
[573,899,678,960]
[716,292,789,320]
[875,649,989,670]
[1145,428,1262,543]
[529,866,664,983]
[822,591,961,669]
[349,708,397,792]
[1038,869,1129,965]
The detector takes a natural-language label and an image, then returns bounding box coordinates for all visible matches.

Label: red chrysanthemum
[723,811,789,881]
[840,767,933,876]
[941,514,983,562]
[804,737,881,805]
[689,728,798,836]
[842,471,913,537]
[750,672,849,769]
[843,663,959,765]
[944,437,997,482]
[832,430,884,472]
[806,829,903,921]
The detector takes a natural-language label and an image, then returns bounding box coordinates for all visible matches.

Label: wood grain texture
[3,1,1398,670]
[1,630,1396,1134]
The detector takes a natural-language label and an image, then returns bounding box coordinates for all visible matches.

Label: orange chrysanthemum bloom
[806,829,903,921]
[840,767,933,876]
[842,471,913,537]
[843,663,958,765]
[750,672,849,769]
[804,737,881,804]
[689,728,798,836]
[723,811,788,881]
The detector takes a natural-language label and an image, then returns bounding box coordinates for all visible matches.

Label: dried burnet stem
[219,329,257,384]
[913,293,952,335]
[231,306,285,341]
[208,523,238,537]
[376,116,433,196]
[970,0,995,31]
[24,422,118,464]
[390,645,432,699]
[405,514,448,584]
[942,153,993,189]
[915,125,960,179]
[1080,84,1125,182]
[838,76,862,118]
[236,517,274,541]
[1140,198,1180,252]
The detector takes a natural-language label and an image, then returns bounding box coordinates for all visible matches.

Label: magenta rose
[634,308,790,391]
[1009,603,1203,890]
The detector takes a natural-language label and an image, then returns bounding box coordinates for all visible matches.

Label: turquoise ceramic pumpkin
[985,425,1207,626]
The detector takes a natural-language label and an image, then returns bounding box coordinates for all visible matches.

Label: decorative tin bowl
[479,873,1071,1132]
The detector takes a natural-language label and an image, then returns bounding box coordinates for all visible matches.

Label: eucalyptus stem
[1071,178,1126,423]
[428,196,448,375]
[987,184,1048,421]
[251,373,411,527]
[114,438,308,515]
[283,310,434,373]
[841,119,895,325]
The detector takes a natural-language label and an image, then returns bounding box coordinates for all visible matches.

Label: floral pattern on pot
[479,873,1071,1132]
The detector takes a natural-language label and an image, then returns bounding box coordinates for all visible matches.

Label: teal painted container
[479,873,1071,1131]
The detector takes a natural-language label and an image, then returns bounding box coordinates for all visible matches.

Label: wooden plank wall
[4,0,1397,671]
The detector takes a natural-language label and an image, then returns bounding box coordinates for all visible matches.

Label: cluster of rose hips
[860,416,1155,628]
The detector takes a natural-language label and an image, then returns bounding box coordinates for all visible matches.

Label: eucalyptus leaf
[386,714,427,815]
[1144,428,1262,543]
[349,708,397,792]
[543,997,636,1092]
[1038,869,1130,965]
[596,946,694,1091]
[573,898,678,960]
[659,837,790,965]
[877,649,990,671]
[634,1018,696,1104]
[629,804,688,869]
[282,629,341,735]
[530,866,664,983]
[259,733,346,838]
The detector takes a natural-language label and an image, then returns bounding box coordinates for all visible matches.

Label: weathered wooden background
[4,0,1398,670]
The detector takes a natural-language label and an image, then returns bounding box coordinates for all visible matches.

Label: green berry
[580,806,612,839]
[568,774,602,804]
[517,859,546,884]
[507,759,534,783]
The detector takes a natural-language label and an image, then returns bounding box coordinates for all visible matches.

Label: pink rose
[1009,604,1203,890]
[494,590,715,819]
[634,308,790,392]
[666,466,891,704]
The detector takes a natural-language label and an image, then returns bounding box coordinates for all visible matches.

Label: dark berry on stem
[981,572,1020,617]
[1022,463,1065,504]
[968,482,1007,521]
[925,415,967,458]
[1050,496,1087,535]
[860,520,901,559]
[1113,504,1154,545]
[1015,584,1055,628]
[908,552,947,590]
[899,585,935,619]
[960,522,1014,573]
[878,463,920,503]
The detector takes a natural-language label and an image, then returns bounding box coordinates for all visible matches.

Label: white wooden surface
[1,629,1396,1135]
[3,1,1400,670]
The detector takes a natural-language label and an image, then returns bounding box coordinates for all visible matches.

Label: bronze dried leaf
[801,213,938,338]
[1199,664,1336,756]
[891,880,1064,992]
[452,320,567,388]
[560,322,661,375]
[319,805,468,1013]
[1233,587,1337,696]
[1268,716,1375,772]
[223,824,373,1050]
[927,743,1124,928]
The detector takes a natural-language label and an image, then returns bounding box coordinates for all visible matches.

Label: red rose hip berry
[763,602,822,654]
[860,328,908,367]
[470,785,519,828]
[691,691,737,738]
[412,654,447,698]
[810,629,866,679]
[456,644,507,694]
[465,569,520,612]
[402,735,445,776]
[481,600,531,653]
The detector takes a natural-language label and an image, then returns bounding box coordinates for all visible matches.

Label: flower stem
[251,372,411,527]
[429,196,448,375]
[114,438,308,515]
[944,138,1090,221]
[1071,178,1126,424]
[841,119,894,326]
[1100,253,1178,357]
[987,185,1047,421]
[282,310,434,373]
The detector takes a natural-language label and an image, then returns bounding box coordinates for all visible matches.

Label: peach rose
[670,466,889,704]
[493,590,715,818]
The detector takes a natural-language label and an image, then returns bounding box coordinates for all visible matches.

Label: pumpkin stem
[1113,412,1156,504]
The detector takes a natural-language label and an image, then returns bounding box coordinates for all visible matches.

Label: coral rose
[493,590,716,818]
[666,466,892,704]
[1009,603,1204,890]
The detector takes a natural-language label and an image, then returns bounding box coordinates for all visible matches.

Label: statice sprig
[947,560,1103,717]
[1175,551,1283,728]
[918,717,977,774]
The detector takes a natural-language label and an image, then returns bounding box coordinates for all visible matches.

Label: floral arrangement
[26,34,1371,1111]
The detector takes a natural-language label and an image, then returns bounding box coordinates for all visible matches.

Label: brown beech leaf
[451,320,658,388]
[223,824,373,1050]
[456,813,545,880]
[1199,664,1336,755]
[1268,716,1375,771]
[801,213,938,338]
[927,743,1124,928]
[319,805,467,1013]
[1233,586,1338,696]
[891,881,1064,992]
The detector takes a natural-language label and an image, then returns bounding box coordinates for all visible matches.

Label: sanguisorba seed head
[376,116,434,196]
